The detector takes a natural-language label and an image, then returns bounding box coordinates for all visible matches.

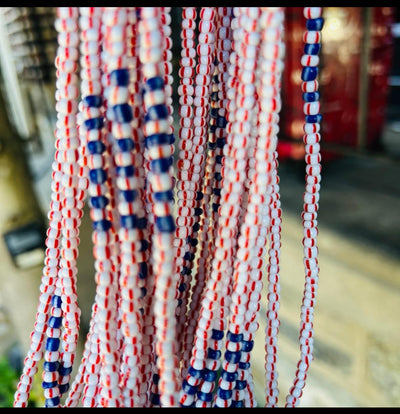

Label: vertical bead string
[285,6,323,408]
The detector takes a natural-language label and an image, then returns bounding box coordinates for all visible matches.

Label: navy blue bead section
[45,397,60,407]
[87,140,106,154]
[241,339,254,352]
[306,17,324,31]
[155,215,175,233]
[201,368,217,382]
[82,95,103,108]
[145,104,169,121]
[235,380,247,390]
[89,168,107,184]
[83,117,104,130]
[43,361,59,372]
[231,400,244,407]
[227,331,243,342]
[197,391,213,402]
[305,114,323,123]
[182,379,197,395]
[139,262,148,279]
[145,133,171,148]
[301,66,318,82]
[42,380,58,389]
[153,190,174,202]
[116,165,135,178]
[93,219,112,231]
[221,369,237,382]
[117,137,135,152]
[113,103,133,123]
[120,189,138,202]
[58,383,69,394]
[149,157,172,174]
[120,214,138,229]
[110,68,130,86]
[59,365,73,376]
[217,388,232,400]
[48,315,62,329]
[207,348,221,360]
[303,91,320,102]
[145,76,164,91]
[188,366,203,380]
[51,295,62,307]
[90,195,109,209]
[45,337,60,352]
[304,43,321,55]
[211,329,224,340]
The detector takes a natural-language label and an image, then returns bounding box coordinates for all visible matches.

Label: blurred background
[0,7,398,407]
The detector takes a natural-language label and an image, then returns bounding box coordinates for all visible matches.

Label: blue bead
[208,141,217,150]
[242,339,254,352]
[182,379,197,395]
[301,66,318,82]
[90,195,109,209]
[51,295,62,307]
[210,124,217,133]
[113,103,133,123]
[216,137,226,148]
[213,188,221,196]
[145,104,169,121]
[196,191,203,201]
[153,190,174,202]
[215,155,223,164]
[155,215,175,233]
[120,214,138,229]
[46,337,60,352]
[192,222,200,232]
[305,114,323,123]
[227,331,243,343]
[42,380,58,389]
[207,348,221,360]
[45,397,60,407]
[201,368,217,382]
[211,329,224,340]
[216,116,227,128]
[183,252,194,261]
[197,391,213,402]
[120,189,138,202]
[188,366,203,379]
[303,91,320,102]
[110,69,130,86]
[116,165,135,178]
[168,133,175,144]
[194,207,203,216]
[87,140,106,154]
[139,262,148,279]
[214,172,222,182]
[93,219,112,231]
[180,266,191,276]
[306,17,324,31]
[58,383,69,394]
[83,117,104,130]
[221,369,237,382]
[189,237,198,247]
[304,43,321,55]
[211,91,218,101]
[137,217,147,229]
[178,282,187,292]
[218,388,232,400]
[48,316,62,329]
[150,393,160,405]
[210,107,219,118]
[89,168,107,184]
[231,400,244,407]
[146,76,164,91]
[59,365,73,376]
[149,157,172,174]
[43,361,59,372]
[238,361,250,370]
[116,137,135,152]
[140,239,149,252]
[145,133,170,148]
[82,95,103,108]
[212,203,220,213]
[235,380,247,390]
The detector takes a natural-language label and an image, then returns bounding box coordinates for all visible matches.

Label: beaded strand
[285,7,323,407]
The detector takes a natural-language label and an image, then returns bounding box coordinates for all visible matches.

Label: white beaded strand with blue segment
[12,7,323,408]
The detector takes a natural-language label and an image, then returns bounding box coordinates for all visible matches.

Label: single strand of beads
[139,7,180,407]
[285,7,323,408]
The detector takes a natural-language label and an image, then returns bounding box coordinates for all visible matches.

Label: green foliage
[0,356,19,407]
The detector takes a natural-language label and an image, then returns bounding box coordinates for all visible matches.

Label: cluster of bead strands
[284,6,323,408]
[13,6,323,409]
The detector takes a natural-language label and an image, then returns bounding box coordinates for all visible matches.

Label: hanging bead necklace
[13,6,323,408]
